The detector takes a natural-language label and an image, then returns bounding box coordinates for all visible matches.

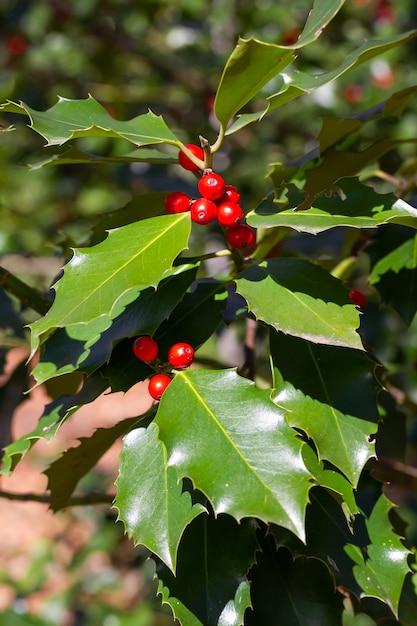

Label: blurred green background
[1,1,417,624]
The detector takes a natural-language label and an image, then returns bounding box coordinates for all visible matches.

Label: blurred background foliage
[1,0,417,624]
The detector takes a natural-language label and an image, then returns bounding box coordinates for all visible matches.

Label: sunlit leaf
[155,369,313,541]
[370,235,417,284]
[235,259,363,349]
[29,213,191,358]
[115,423,205,572]
[0,95,181,147]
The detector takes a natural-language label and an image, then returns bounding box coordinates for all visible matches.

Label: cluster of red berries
[133,335,195,401]
[164,143,255,251]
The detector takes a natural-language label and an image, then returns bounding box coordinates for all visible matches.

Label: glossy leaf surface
[235,259,363,349]
[155,369,313,541]
[29,213,191,358]
[0,95,180,147]
[116,423,205,572]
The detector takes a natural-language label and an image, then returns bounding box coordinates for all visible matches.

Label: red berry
[217,201,244,228]
[164,191,191,214]
[190,198,217,225]
[133,336,159,362]
[349,289,367,308]
[148,373,172,400]
[226,224,255,250]
[168,342,195,369]
[217,184,241,205]
[178,144,204,171]
[198,172,225,201]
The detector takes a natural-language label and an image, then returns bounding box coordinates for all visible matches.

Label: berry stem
[199,135,213,169]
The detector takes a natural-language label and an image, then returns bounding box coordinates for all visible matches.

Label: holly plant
[2,1,417,624]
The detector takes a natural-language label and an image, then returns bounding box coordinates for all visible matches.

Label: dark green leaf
[370,235,417,284]
[116,423,205,572]
[155,369,313,541]
[156,513,256,626]
[269,330,380,421]
[246,541,343,626]
[28,146,177,169]
[235,259,363,349]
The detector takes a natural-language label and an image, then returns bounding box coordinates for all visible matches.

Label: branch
[0,489,114,507]
[0,266,51,315]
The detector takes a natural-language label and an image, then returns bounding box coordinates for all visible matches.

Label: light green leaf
[29,213,191,357]
[272,380,375,486]
[345,494,412,616]
[235,259,363,349]
[0,95,181,147]
[155,369,313,542]
[249,179,417,233]
[225,30,417,134]
[115,423,205,573]
[370,235,417,284]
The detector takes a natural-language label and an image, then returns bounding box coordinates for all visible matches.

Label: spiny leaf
[155,369,313,542]
[156,512,256,626]
[345,494,412,616]
[0,95,180,147]
[370,235,417,284]
[45,415,141,511]
[248,179,417,233]
[272,379,376,486]
[235,259,363,350]
[29,213,191,359]
[115,423,205,572]
[269,330,380,422]
[28,146,177,169]
[31,265,197,386]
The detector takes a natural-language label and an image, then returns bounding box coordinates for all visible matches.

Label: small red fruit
[226,224,255,250]
[190,198,217,225]
[178,144,204,171]
[217,184,241,205]
[168,342,195,369]
[164,191,191,214]
[133,336,159,362]
[349,289,367,308]
[217,201,244,227]
[198,172,225,200]
[148,373,172,400]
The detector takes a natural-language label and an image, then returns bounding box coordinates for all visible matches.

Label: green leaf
[31,265,197,386]
[45,415,140,511]
[214,0,346,131]
[272,379,375,486]
[29,213,191,358]
[0,95,180,147]
[346,494,412,616]
[370,235,417,284]
[156,513,256,626]
[155,369,313,541]
[246,541,343,626]
[115,423,205,572]
[269,330,380,421]
[235,259,363,349]
[248,179,417,233]
[226,30,417,134]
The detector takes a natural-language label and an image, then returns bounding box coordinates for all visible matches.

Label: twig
[0,266,51,315]
[0,489,114,507]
